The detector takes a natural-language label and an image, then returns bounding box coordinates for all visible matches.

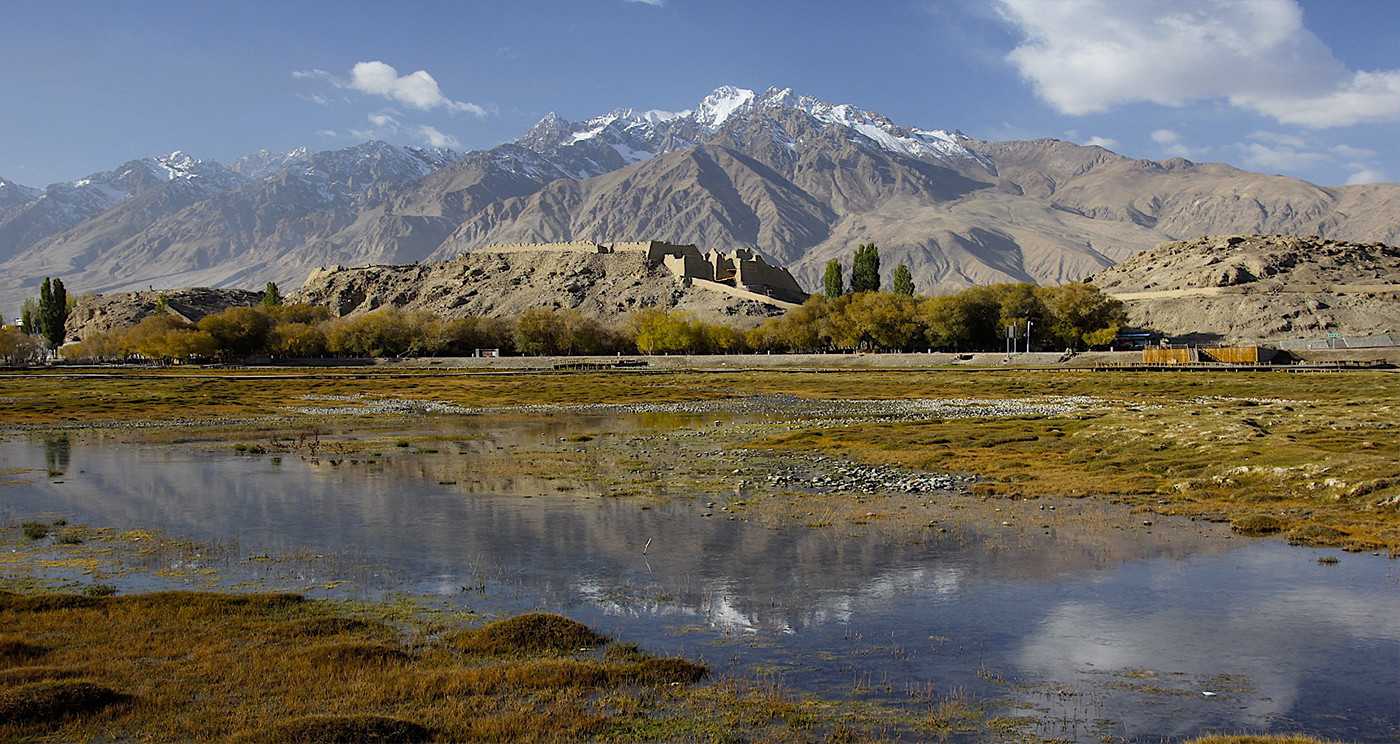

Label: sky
[1,0,1397,187]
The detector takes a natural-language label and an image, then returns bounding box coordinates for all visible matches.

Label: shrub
[21,522,49,540]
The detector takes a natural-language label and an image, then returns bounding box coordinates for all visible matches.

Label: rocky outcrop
[292,248,792,326]
[1090,235,1400,342]
[66,287,263,342]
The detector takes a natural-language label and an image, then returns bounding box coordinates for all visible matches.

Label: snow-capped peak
[694,86,755,130]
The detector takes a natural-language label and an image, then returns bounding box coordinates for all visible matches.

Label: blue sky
[1,0,1397,187]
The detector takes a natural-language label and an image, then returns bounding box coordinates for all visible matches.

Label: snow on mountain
[0,177,41,209]
[694,85,756,130]
[231,147,311,180]
[514,85,990,175]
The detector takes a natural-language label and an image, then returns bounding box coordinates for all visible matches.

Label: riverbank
[2,367,1396,553]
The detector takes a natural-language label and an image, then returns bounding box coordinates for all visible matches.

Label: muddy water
[2,424,1398,742]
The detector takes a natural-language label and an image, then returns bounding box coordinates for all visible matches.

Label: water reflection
[1,432,1397,742]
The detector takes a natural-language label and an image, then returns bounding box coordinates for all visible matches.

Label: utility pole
[1025,319,1033,354]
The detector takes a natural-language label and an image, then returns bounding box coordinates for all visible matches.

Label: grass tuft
[274,616,392,639]
[0,679,130,725]
[0,666,85,685]
[1231,514,1284,535]
[453,612,608,655]
[20,522,49,540]
[296,641,410,666]
[0,637,49,665]
[231,714,431,744]
[1185,736,1340,744]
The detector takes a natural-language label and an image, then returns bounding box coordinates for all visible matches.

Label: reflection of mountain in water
[3,429,1398,741]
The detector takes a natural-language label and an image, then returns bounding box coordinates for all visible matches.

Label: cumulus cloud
[1150,129,1180,145]
[995,0,1400,128]
[1240,141,1329,171]
[1148,129,1200,158]
[1082,135,1119,149]
[1331,144,1377,159]
[1345,167,1389,185]
[625,0,665,5]
[416,125,461,149]
[1248,131,1306,148]
[293,61,488,117]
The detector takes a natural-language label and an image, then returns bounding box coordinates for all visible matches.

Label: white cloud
[1345,167,1389,185]
[367,112,400,129]
[625,0,665,5]
[996,0,1400,128]
[1149,129,1180,145]
[416,125,461,149]
[1331,144,1377,159]
[294,61,488,117]
[1082,135,1119,149]
[315,129,339,138]
[1248,130,1306,148]
[1239,141,1328,171]
[1148,129,1200,158]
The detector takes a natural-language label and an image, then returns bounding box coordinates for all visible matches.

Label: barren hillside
[1090,235,1400,342]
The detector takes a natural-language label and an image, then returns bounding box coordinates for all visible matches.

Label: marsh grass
[231,714,432,744]
[1186,737,1340,744]
[0,590,747,742]
[20,522,49,541]
[453,612,609,655]
[0,679,131,725]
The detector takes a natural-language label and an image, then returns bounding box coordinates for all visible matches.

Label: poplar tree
[850,243,881,293]
[37,277,68,347]
[822,260,844,298]
[891,264,915,296]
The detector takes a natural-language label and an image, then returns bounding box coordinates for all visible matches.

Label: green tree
[261,282,283,307]
[19,298,39,335]
[891,264,915,296]
[849,243,881,293]
[37,277,69,347]
[822,260,844,299]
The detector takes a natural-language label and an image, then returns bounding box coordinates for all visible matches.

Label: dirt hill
[66,287,262,342]
[1090,235,1400,342]
[291,247,793,326]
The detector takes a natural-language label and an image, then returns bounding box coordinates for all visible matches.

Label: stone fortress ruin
[484,240,809,305]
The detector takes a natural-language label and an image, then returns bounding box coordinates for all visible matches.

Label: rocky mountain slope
[1091,235,1400,341]
[5,85,1400,317]
[293,248,790,326]
[65,287,263,341]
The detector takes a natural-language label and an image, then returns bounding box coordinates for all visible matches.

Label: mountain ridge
[3,84,1398,315]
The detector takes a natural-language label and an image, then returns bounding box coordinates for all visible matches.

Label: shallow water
[2,424,1398,742]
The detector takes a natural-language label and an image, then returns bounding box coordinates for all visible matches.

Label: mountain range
[3,84,1399,315]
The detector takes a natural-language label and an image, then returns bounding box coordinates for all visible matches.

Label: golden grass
[230,714,432,744]
[1,367,1392,425]
[761,389,1400,552]
[1186,736,1340,744]
[453,612,609,655]
[0,589,807,742]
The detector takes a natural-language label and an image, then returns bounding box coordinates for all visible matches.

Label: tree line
[39,245,1127,364]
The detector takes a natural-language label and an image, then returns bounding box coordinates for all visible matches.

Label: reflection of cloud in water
[1018,586,1400,737]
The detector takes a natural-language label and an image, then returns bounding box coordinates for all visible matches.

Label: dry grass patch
[1186,736,1339,744]
[0,679,130,725]
[231,714,432,744]
[453,612,608,655]
[0,590,732,742]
